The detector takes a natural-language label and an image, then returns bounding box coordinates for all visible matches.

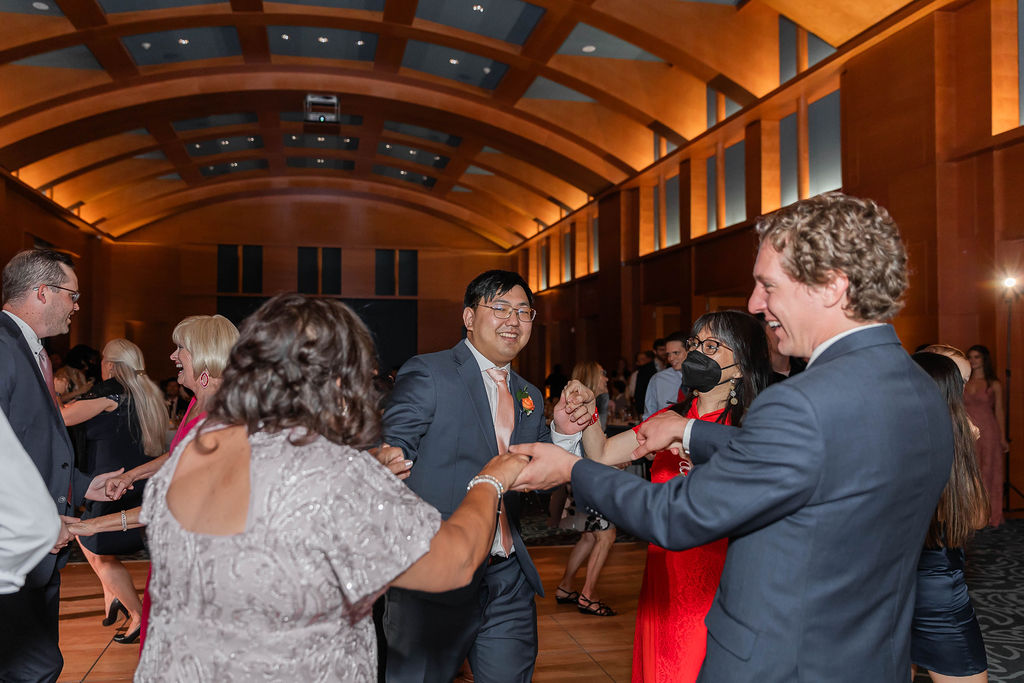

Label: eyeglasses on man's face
[36,284,80,303]
[685,336,731,357]
[477,303,537,323]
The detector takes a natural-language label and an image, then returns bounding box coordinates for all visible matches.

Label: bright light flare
[1004,277,1018,289]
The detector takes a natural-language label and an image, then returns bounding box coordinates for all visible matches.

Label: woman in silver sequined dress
[135,294,527,682]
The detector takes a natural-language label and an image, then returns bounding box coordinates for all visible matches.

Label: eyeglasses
[686,336,731,357]
[477,303,537,323]
[36,284,80,303]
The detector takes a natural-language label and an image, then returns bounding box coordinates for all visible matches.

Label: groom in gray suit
[513,193,953,682]
[381,270,593,683]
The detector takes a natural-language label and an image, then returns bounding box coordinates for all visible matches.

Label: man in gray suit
[513,193,952,682]
[381,270,593,683]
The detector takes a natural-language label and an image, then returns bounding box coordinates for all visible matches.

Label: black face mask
[681,350,737,393]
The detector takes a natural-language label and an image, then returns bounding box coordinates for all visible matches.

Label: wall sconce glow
[1004,277,1018,288]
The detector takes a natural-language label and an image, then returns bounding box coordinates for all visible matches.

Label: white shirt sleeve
[682,418,696,453]
[0,410,61,594]
[550,425,583,457]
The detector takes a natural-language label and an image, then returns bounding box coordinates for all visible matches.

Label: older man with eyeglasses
[379,269,596,683]
[0,248,122,682]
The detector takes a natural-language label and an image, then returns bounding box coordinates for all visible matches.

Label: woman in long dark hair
[964,344,1007,527]
[910,352,989,683]
[580,310,772,683]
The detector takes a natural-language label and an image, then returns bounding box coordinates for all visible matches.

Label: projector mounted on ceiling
[304,94,339,123]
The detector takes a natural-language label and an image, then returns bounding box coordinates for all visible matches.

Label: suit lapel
[0,314,65,432]
[454,342,499,453]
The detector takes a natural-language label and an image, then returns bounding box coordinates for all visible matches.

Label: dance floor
[57,543,648,682]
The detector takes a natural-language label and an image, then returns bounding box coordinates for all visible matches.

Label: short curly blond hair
[757,192,908,322]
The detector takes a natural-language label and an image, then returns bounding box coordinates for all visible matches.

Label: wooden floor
[57,543,647,682]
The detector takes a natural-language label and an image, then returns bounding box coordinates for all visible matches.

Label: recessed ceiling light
[178,38,189,46]
[230,162,238,167]
[473,4,484,11]
[482,66,491,74]
[220,139,229,145]
[208,165,214,170]
[385,144,391,149]
[31,1,49,9]
[581,45,596,53]
[317,36,329,44]
[343,137,350,143]
[291,135,298,140]
[317,136,325,142]
[434,155,441,161]
[316,158,325,164]
[409,150,417,155]
[449,57,460,65]
[247,137,255,142]
[194,144,201,149]
[356,40,365,46]
[400,170,408,175]
[141,42,152,50]
[281,33,290,40]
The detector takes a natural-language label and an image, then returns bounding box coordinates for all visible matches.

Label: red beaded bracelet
[588,407,600,426]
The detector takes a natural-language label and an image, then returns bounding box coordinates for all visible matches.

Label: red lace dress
[631,404,729,683]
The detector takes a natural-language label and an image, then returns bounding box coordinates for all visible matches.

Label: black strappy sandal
[577,594,616,616]
[555,587,580,605]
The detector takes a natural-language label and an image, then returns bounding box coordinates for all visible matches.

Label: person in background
[964,344,1008,527]
[554,361,618,617]
[131,293,530,681]
[544,363,570,401]
[61,339,168,644]
[54,365,91,404]
[630,350,657,419]
[652,338,668,371]
[643,332,687,419]
[910,352,990,683]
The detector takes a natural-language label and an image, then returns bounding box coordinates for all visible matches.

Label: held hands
[552,379,596,435]
[370,443,413,480]
[632,411,690,460]
[87,468,125,502]
[478,451,532,492]
[105,472,135,500]
[51,515,80,554]
[66,519,94,538]
[507,442,578,491]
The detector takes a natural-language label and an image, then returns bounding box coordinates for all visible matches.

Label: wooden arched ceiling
[0,0,913,249]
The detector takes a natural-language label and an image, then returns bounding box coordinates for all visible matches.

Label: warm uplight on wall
[1004,276,1018,289]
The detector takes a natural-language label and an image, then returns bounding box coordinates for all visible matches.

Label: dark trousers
[0,568,62,683]
[383,558,537,683]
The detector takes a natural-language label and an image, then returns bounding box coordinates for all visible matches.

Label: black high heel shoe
[101,599,129,627]
[114,625,141,644]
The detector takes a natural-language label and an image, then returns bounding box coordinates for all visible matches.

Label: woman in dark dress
[911,352,990,683]
[62,338,167,644]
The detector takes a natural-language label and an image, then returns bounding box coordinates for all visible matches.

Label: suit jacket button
[57,496,67,504]
[62,462,69,469]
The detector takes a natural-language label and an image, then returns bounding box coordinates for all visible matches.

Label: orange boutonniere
[516,388,535,416]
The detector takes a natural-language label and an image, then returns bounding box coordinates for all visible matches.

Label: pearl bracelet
[467,475,505,512]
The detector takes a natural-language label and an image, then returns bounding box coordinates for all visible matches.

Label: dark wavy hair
[671,310,772,427]
[913,352,989,548]
[202,293,380,449]
[967,344,998,386]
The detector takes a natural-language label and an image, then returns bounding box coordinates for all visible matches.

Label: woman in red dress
[581,311,772,682]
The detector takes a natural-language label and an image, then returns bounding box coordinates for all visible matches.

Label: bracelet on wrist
[467,475,505,513]
[588,407,600,427]
[120,510,127,532]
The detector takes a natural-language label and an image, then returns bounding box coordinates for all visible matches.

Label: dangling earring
[728,378,738,406]
[199,372,209,388]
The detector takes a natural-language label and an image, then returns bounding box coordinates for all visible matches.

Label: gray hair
[2,249,75,305]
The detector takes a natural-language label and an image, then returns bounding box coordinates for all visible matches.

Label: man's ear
[820,270,850,309]
[462,306,475,332]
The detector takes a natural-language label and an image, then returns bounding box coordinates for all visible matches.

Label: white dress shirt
[3,310,46,377]
[0,409,61,594]
[463,339,583,556]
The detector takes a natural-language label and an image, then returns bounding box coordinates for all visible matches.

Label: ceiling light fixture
[317,136,325,142]
[581,45,596,53]
[317,158,325,163]
[178,38,190,46]
[343,137,350,143]
[141,42,151,50]
[32,1,49,9]
[356,40,365,46]
[482,66,491,74]
[247,137,255,142]
[194,144,200,149]
[208,165,214,170]
[473,4,484,11]
[230,162,238,167]
[400,170,408,175]
[434,155,441,161]
[409,150,417,155]
[317,36,329,43]
[220,139,229,145]
[385,144,391,149]
[281,33,290,40]
[449,57,460,65]
[291,135,298,140]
